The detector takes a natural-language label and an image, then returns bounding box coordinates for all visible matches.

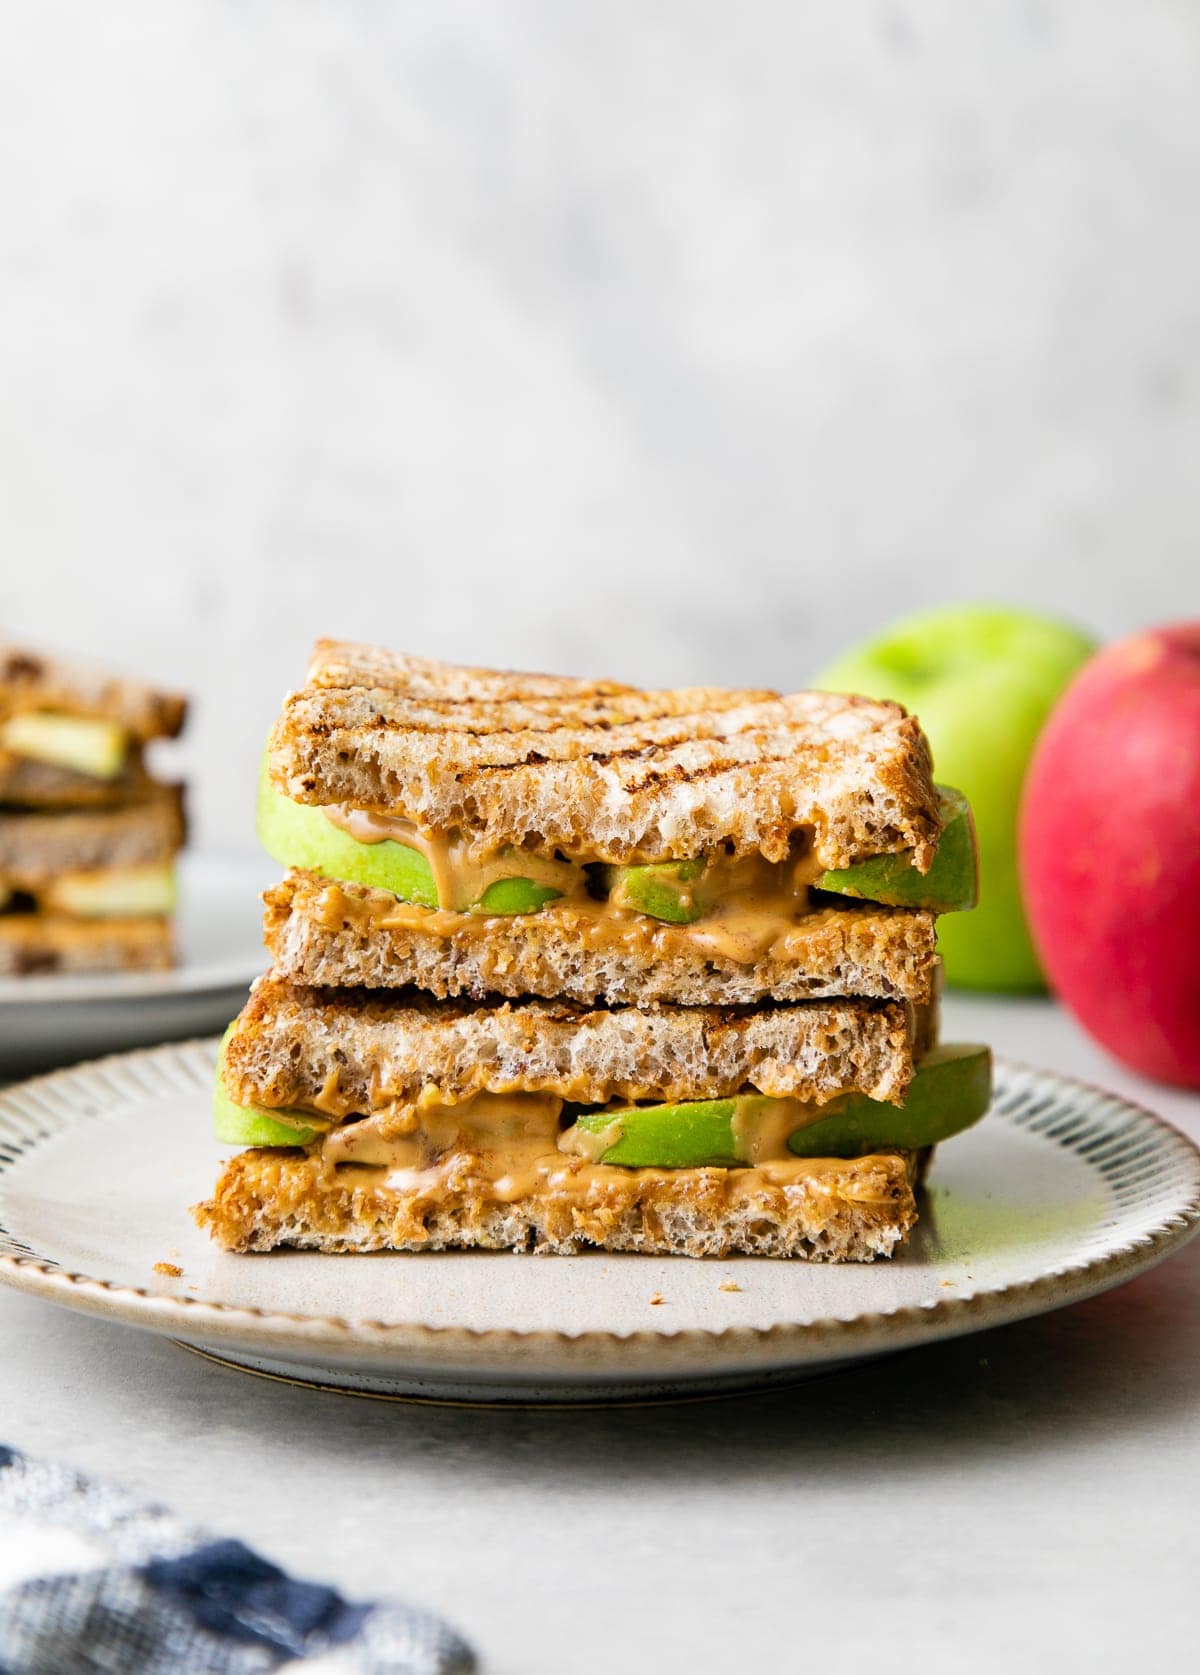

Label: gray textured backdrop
[1,1,1198,846]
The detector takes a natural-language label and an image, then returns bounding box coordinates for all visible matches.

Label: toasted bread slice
[222,975,927,1112]
[263,871,938,1007]
[0,646,187,740]
[0,913,173,976]
[269,640,939,869]
[0,751,155,809]
[0,786,185,887]
[196,1144,925,1259]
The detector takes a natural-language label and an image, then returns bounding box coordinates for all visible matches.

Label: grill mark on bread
[326,687,769,732]
[289,700,808,750]
[269,647,940,870]
[597,753,796,792]
[374,749,817,786]
[296,733,839,784]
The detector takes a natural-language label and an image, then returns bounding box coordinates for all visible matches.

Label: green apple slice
[598,859,707,924]
[44,863,177,919]
[565,1043,992,1166]
[817,786,978,913]
[786,1044,992,1157]
[568,1096,754,1166]
[213,1027,328,1147]
[473,877,563,914]
[256,755,565,915]
[0,712,128,779]
[257,756,439,907]
[213,1085,327,1148]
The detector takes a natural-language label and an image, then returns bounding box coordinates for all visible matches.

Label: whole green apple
[815,605,1095,991]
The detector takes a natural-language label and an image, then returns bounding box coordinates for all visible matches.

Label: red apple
[1019,624,1200,1088]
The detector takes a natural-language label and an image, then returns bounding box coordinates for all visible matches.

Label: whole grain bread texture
[263,872,938,1008]
[0,785,185,887]
[0,914,173,976]
[195,1144,925,1260]
[0,752,154,810]
[0,645,187,740]
[222,975,928,1114]
[269,641,940,870]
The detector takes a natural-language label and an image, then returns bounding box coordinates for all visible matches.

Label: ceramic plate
[1,1040,1198,1404]
[0,854,271,1075]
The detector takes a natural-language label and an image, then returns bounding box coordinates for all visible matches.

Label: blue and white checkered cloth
[0,1445,475,1674]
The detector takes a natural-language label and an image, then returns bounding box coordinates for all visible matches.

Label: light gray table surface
[3,992,1198,1674]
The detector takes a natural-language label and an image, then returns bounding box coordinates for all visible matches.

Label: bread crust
[270,642,940,869]
[0,785,185,884]
[263,872,937,1008]
[0,914,173,975]
[195,1145,924,1260]
[0,646,187,740]
[222,975,924,1110]
[0,752,155,809]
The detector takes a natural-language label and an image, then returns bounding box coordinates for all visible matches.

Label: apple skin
[816,606,1095,991]
[1019,624,1200,1088]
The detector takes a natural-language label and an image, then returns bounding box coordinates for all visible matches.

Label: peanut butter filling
[323,807,584,909]
[255,1086,870,1214]
[354,1149,905,1213]
[319,803,826,952]
[309,871,829,968]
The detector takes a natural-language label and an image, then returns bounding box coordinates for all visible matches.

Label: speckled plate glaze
[0,854,271,1076]
[1,1040,1198,1404]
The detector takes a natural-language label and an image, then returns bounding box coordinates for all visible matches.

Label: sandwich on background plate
[0,647,187,975]
[197,642,990,1260]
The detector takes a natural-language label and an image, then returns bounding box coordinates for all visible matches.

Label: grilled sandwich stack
[198,641,990,1260]
[0,647,187,976]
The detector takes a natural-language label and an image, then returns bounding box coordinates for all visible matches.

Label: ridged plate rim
[0,1037,1198,1381]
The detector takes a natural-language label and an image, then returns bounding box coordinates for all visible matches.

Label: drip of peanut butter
[316,1085,849,1202]
[314,872,826,970]
[728,1093,848,1161]
[319,807,824,945]
[338,1145,907,1211]
[322,806,584,910]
